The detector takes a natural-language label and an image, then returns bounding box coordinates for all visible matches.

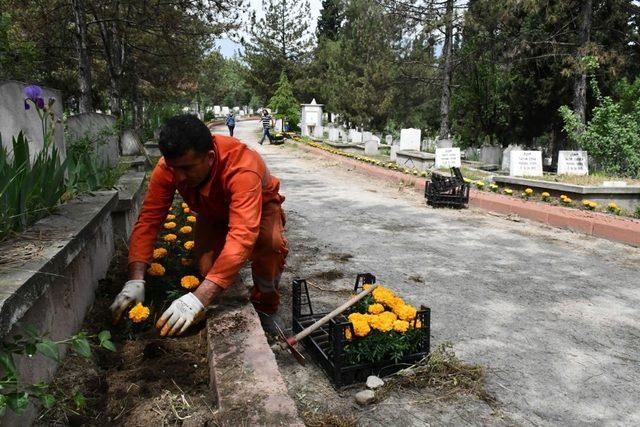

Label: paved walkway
[214,121,640,425]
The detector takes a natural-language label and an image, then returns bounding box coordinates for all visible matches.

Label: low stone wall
[112,171,147,240]
[493,176,640,211]
[396,149,435,171]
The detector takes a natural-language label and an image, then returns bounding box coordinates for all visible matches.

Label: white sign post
[510,151,543,177]
[399,128,421,151]
[435,147,461,168]
[557,151,589,175]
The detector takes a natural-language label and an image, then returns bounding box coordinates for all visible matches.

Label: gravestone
[274,119,283,132]
[501,145,522,171]
[362,131,373,143]
[350,130,362,144]
[339,129,348,142]
[121,130,142,156]
[510,150,543,177]
[464,147,479,161]
[221,106,230,115]
[214,106,221,115]
[385,135,393,145]
[249,108,254,115]
[300,99,324,137]
[436,138,453,148]
[364,140,379,155]
[390,146,399,161]
[557,150,589,175]
[66,112,119,167]
[372,135,381,144]
[233,106,240,112]
[399,128,421,151]
[0,81,66,161]
[480,146,502,166]
[435,147,461,168]
[328,128,340,142]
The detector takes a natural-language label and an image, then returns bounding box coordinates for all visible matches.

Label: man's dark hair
[158,115,212,159]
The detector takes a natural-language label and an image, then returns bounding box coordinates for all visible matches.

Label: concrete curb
[289,140,640,247]
[206,283,303,426]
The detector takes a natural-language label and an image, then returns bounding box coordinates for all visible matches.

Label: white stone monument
[390,146,399,161]
[300,99,324,137]
[400,128,421,151]
[328,128,340,142]
[221,106,230,115]
[435,147,461,169]
[364,139,379,155]
[510,151,543,177]
[274,119,283,132]
[214,105,221,115]
[557,151,589,175]
[351,130,362,144]
[385,135,393,145]
[502,144,522,171]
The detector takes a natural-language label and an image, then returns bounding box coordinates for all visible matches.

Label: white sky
[216,0,322,57]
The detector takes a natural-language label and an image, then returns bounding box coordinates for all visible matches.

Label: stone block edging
[289,140,640,247]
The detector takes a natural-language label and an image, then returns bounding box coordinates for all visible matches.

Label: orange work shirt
[128,134,282,287]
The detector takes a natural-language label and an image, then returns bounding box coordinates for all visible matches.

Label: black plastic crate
[292,273,431,387]
[425,167,469,208]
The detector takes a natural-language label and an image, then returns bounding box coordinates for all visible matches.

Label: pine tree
[242,0,313,101]
[268,72,300,130]
[317,0,343,41]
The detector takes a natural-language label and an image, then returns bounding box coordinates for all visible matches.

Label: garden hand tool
[274,283,379,365]
[110,279,145,324]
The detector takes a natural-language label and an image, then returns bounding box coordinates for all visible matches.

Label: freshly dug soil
[37,248,216,426]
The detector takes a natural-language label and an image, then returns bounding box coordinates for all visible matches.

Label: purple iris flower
[24,85,45,110]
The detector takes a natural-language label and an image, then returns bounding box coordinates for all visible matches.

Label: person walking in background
[258,109,273,145]
[225,111,236,137]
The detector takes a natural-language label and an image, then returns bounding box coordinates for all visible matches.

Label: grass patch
[524,173,640,186]
[375,342,496,406]
[301,410,358,427]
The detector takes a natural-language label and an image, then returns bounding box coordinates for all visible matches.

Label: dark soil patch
[36,248,216,426]
[310,269,344,281]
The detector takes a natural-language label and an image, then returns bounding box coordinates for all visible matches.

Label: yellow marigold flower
[181,258,193,266]
[368,303,384,315]
[183,207,190,213]
[183,240,195,250]
[166,214,176,220]
[413,319,422,329]
[560,194,568,200]
[386,296,405,312]
[181,275,200,289]
[363,284,372,290]
[562,197,572,204]
[525,188,534,195]
[607,202,618,211]
[588,201,597,209]
[378,311,397,323]
[128,303,150,323]
[583,199,591,206]
[181,202,189,209]
[163,221,176,229]
[187,215,197,223]
[369,314,394,332]
[163,233,177,242]
[147,263,165,276]
[372,286,396,305]
[345,328,353,341]
[152,247,168,259]
[541,192,550,199]
[179,226,193,234]
[393,320,409,333]
[504,188,513,195]
[395,304,417,321]
[352,320,371,337]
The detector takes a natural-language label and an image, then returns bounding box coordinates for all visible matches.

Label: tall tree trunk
[438,0,454,140]
[72,0,93,113]
[93,0,125,117]
[572,0,593,126]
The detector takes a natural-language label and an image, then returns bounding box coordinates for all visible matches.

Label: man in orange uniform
[110,115,288,336]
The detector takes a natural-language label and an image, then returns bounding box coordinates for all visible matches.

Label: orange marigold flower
[183,240,195,250]
[179,226,192,234]
[187,215,196,223]
[166,214,176,220]
[368,303,384,314]
[147,263,165,276]
[181,275,200,289]
[181,202,189,209]
[183,207,190,213]
[163,221,176,229]
[393,320,409,333]
[152,248,168,259]
[163,234,177,242]
[129,303,150,323]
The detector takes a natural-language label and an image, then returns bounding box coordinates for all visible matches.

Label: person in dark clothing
[258,110,273,145]
[225,112,236,136]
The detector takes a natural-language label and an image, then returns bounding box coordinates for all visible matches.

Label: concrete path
[214,121,640,425]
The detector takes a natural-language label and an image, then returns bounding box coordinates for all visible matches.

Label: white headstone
[502,145,521,171]
[233,106,240,112]
[435,147,461,168]
[274,119,283,132]
[351,131,362,144]
[362,131,373,143]
[214,106,221,114]
[221,106,230,115]
[385,135,393,145]
[400,128,421,151]
[328,128,340,142]
[557,151,589,175]
[390,146,399,161]
[121,129,141,156]
[510,151,543,177]
[372,135,381,144]
[364,140,379,155]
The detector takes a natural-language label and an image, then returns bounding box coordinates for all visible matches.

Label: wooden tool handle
[289,283,378,345]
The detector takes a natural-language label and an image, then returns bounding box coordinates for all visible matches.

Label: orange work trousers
[194,200,288,314]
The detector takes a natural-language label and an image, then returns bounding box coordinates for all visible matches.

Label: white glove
[156,293,205,337]
[110,279,145,323]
